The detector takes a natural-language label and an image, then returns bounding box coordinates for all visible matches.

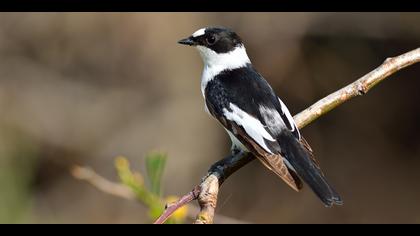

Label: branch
[153,186,200,224]
[71,165,248,224]
[194,151,253,224]
[294,48,420,128]
[71,166,136,200]
[153,151,253,224]
[154,48,420,224]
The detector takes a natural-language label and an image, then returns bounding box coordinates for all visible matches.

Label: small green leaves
[145,152,167,196]
[113,153,188,224]
[115,156,157,207]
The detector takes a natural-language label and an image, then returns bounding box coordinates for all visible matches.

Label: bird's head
[178,27,250,67]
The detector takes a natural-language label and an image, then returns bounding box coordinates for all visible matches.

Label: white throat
[197,45,251,96]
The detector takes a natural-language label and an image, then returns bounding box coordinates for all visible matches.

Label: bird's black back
[204,63,298,139]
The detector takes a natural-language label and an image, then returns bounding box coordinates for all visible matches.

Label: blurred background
[0,12,419,224]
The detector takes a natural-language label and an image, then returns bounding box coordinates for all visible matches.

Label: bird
[178,26,343,207]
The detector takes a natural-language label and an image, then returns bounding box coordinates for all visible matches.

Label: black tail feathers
[278,131,343,207]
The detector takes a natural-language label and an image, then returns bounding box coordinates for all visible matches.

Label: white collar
[197,45,251,97]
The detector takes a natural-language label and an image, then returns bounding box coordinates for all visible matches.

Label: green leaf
[115,156,156,207]
[114,155,170,223]
[145,152,167,196]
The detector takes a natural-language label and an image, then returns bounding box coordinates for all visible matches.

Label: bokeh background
[0,12,420,224]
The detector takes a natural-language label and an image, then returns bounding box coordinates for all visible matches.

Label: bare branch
[294,48,420,128]
[194,151,252,224]
[71,166,136,200]
[154,48,420,224]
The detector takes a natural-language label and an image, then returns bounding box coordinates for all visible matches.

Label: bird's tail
[278,131,343,207]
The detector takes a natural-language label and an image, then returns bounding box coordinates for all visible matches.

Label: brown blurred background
[0,12,420,224]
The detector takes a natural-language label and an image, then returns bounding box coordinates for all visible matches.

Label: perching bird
[178,26,343,207]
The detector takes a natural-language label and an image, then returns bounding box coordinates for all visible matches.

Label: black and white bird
[178,27,342,206]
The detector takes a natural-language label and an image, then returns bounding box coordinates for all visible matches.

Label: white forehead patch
[192,28,206,37]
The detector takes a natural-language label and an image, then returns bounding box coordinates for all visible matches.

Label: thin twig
[153,186,200,224]
[71,166,136,200]
[154,48,420,224]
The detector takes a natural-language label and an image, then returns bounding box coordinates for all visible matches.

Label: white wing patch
[223,103,275,153]
[259,105,287,136]
[278,97,300,139]
[192,28,206,37]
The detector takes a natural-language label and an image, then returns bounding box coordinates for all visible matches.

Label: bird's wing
[217,115,302,191]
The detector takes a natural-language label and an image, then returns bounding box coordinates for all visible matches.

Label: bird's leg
[231,145,242,156]
[206,150,254,185]
[207,147,241,177]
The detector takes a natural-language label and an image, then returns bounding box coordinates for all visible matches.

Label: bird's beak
[178,37,195,46]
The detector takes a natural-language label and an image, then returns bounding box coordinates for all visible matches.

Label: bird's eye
[206,35,216,45]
